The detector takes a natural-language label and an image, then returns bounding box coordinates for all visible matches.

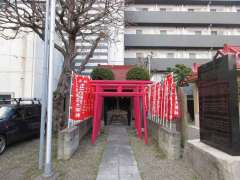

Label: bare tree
[0,0,124,130]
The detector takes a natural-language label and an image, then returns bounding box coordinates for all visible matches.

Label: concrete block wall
[158,126,181,160]
[58,119,92,160]
[58,126,80,160]
[148,120,159,140]
[148,120,181,160]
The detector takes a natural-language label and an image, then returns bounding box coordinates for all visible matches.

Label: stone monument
[198,55,240,155]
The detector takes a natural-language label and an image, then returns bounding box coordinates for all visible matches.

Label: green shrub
[90,67,114,80]
[126,66,150,80]
[166,64,191,86]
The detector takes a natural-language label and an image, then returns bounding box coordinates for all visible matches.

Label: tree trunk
[53,34,76,132]
[53,55,72,132]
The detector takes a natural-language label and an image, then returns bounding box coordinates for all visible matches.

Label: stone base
[187,125,200,140]
[57,119,92,160]
[35,172,59,180]
[184,139,240,180]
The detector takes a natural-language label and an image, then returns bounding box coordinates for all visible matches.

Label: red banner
[149,73,180,121]
[69,73,93,123]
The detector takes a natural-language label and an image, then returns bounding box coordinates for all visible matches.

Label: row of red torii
[68,73,180,145]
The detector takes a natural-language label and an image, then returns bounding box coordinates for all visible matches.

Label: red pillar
[92,93,99,144]
[97,96,103,137]
[133,96,137,129]
[135,96,142,139]
[142,95,148,144]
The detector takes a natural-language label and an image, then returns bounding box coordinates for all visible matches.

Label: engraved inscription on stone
[198,55,240,155]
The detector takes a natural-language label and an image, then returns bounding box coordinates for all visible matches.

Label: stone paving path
[96,125,141,180]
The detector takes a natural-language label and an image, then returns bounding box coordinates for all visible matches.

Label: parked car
[0,98,41,155]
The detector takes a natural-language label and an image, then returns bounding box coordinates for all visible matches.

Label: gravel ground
[0,138,40,180]
[55,130,107,180]
[128,128,201,180]
[0,127,200,180]
[0,130,107,180]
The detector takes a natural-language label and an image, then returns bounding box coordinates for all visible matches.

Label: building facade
[124,0,240,72]
[2,0,240,99]
[0,33,63,100]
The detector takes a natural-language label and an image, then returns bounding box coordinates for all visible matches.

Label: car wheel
[0,135,6,155]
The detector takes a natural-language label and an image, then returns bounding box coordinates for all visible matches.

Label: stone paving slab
[96,125,141,180]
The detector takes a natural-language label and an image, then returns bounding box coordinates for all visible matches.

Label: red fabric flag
[69,73,93,121]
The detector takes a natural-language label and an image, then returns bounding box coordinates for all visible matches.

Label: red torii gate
[91,80,152,145]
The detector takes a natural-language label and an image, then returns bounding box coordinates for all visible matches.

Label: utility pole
[39,0,50,170]
[44,0,56,176]
[146,52,153,76]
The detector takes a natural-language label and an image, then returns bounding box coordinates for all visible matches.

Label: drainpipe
[31,34,36,98]
[21,36,27,97]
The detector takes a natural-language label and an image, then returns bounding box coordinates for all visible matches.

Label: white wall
[0,32,63,100]
[125,49,215,59]
[125,26,240,36]
[125,4,240,12]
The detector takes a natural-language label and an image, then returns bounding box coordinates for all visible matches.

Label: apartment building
[72,2,124,74]
[124,0,240,72]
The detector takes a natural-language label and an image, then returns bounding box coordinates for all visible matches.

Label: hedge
[126,66,150,80]
[90,67,115,80]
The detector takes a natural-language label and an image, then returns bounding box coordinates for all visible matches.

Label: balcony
[125,11,240,27]
[126,0,240,5]
[124,34,240,49]
[124,58,211,71]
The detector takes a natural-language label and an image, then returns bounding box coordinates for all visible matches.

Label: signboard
[199,55,240,155]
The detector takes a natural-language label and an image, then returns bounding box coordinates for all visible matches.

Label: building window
[136,7,148,11]
[160,8,166,11]
[167,53,174,58]
[136,29,143,34]
[0,94,11,104]
[189,53,196,59]
[210,8,217,12]
[160,30,167,35]
[218,30,224,35]
[136,52,144,58]
[188,8,195,12]
[211,30,218,35]
[194,31,202,35]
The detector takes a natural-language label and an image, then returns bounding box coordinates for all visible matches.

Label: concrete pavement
[96,125,141,180]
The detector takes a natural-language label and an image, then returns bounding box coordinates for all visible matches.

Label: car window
[14,108,24,120]
[24,107,38,119]
[0,106,13,120]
